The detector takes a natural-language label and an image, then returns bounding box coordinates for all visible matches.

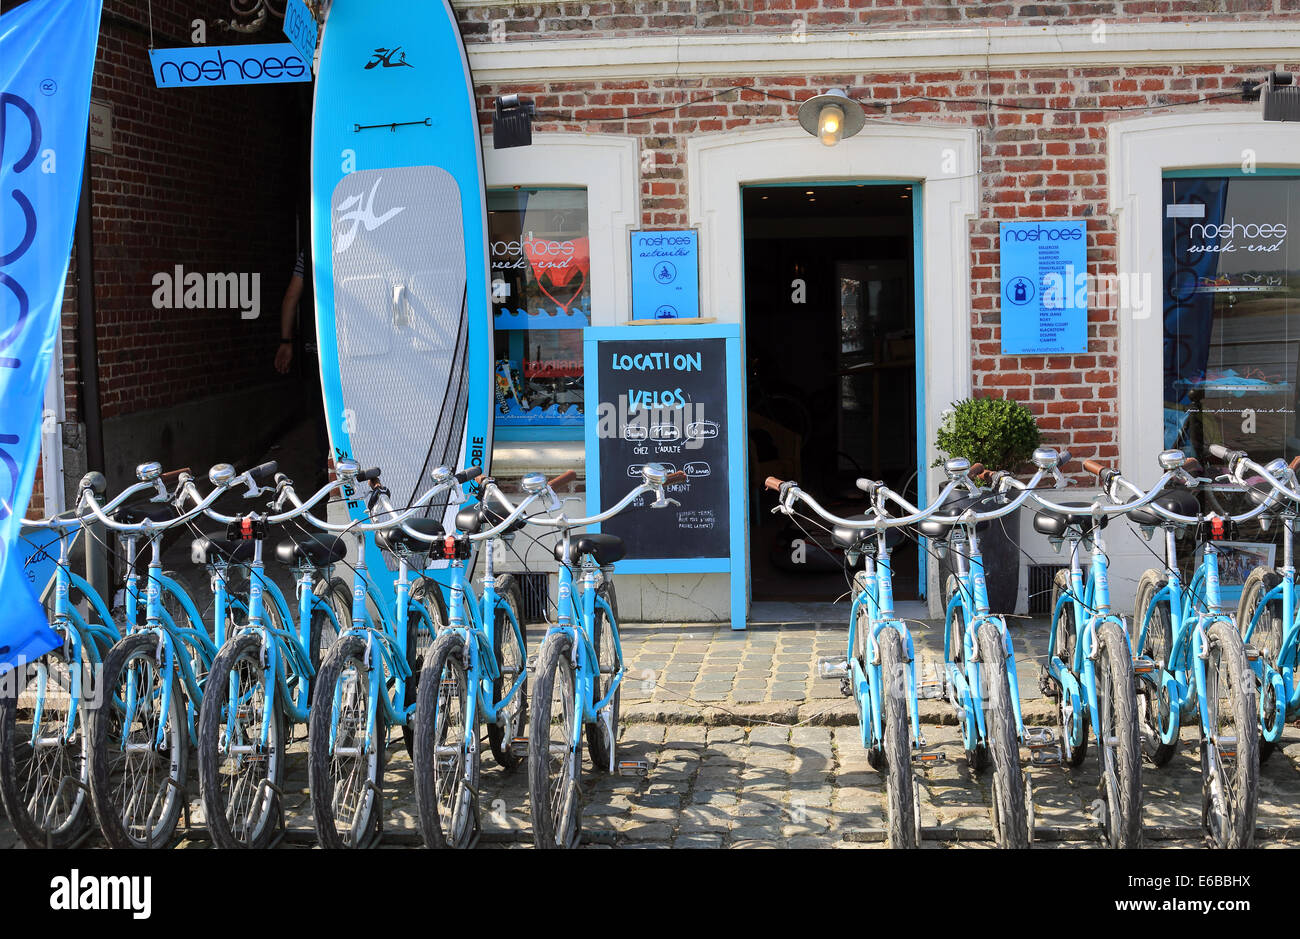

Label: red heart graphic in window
[523,236,590,312]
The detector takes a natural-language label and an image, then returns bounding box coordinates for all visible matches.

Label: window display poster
[631,229,699,320]
[999,220,1088,355]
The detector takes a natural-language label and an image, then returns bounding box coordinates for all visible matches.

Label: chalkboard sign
[583,324,745,628]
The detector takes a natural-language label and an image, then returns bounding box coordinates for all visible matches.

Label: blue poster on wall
[631,229,699,320]
[999,220,1088,354]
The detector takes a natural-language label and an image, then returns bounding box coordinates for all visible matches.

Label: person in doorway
[274,249,330,488]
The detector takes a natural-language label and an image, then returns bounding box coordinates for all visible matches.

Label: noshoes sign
[150,43,311,88]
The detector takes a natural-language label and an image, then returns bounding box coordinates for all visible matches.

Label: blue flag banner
[0,0,104,674]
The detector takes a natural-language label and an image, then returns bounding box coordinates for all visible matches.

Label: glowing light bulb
[818,103,844,147]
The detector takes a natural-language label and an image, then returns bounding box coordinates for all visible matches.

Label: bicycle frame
[1238,516,1300,742]
[848,538,922,751]
[443,541,527,736]
[1048,524,1133,757]
[943,526,1027,752]
[1134,533,1230,745]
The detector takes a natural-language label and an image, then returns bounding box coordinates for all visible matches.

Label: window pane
[489,188,589,429]
[1162,176,1300,464]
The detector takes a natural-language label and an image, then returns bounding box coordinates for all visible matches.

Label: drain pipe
[74,135,108,599]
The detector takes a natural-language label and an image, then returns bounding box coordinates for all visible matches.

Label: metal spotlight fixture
[493,94,535,149]
[797,88,866,146]
[1243,71,1299,122]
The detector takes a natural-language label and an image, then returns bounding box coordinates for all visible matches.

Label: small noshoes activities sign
[150,43,312,88]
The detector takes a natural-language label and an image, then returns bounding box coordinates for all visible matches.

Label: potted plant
[932,396,1042,614]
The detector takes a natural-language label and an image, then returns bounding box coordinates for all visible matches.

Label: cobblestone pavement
[3,619,1299,850]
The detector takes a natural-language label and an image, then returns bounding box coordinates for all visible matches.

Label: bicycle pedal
[1242,644,1262,663]
[1024,726,1057,748]
[1132,655,1158,676]
[616,760,648,777]
[816,657,848,680]
[910,749,946,765]
[917,676,946,700]
[1216,736,1238,760]
[1028,745,1063,766]
[509,737,529,757]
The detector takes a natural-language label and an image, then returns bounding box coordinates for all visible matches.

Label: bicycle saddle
[915,492,997,539]
[1242,476,1289,512]
[831,514,904,551]
[1032,501,1101,538]
[116,501,178,525]
[275,533,348,567]
[1123,489,1200,527]
[191,535,260,565]
[375,517,444,554]
[553,533,625,566]
[455,488,525,536]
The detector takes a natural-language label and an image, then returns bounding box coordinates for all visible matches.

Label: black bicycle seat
[1124,489,1201,527]
[831,514,905,551]
[376,517,444,554]
[553,533,625,566]
[1032,501,1100,538]
[916,492,997,539]
[275,533,348,567]
[191,535,259,565]
[455,489,525,536]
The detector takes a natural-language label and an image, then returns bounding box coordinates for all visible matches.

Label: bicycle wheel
[307,576,350,710]
[197,633,286,849]
[400,577,445,758]
[978,621,1029,849]
[88,632,190,849]
[0,637,93,848]
[1048,569,1088,768]
[585,580,619,772]
[308,633,385,849]
[488,573,527,770]
[945,575,987,773]
[878,627,918,849]
[1235,566,1283,762]
[1134,568,1177,767]
[1094,620,1143,848]
[528,632,581,849]
[1200,621,1259,849]
[412,630,479,848]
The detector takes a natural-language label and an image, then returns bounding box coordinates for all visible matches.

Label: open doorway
[745,182,919,601]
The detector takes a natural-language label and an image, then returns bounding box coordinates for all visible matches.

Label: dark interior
[743,183,919,601]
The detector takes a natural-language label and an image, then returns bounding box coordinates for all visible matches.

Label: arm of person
[274,273,304,373]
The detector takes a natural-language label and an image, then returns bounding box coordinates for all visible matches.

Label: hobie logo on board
[335,178,406,252]
[365,47,413,69]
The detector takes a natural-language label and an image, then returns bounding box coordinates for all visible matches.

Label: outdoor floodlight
[1243,72,1300,122]
[494,94,535,149]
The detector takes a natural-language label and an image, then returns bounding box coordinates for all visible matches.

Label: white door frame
[686,123,979,607]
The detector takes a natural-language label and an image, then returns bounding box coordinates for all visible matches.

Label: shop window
[490,188,589,437]
[1163,174,1300,465]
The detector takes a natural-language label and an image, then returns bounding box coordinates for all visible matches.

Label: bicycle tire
[1049,568,1088,768]
[528,632,581,849]
[585,580,619,771]
[88,632,190,849]
[878,628,918,848]
[412,630,479,848]
[1134,568,1177,767]
[1095,619,1143,848]
[401,577,446,759]
[1200,620,1259,849]
[487,573,527,770]
[978,621,1029,849]
[308,633,385,849]
[306,576,351,710]
[1235,566,1283,763]
[945,575,988,774]
[197,633,286,849]
[0,641,94,848]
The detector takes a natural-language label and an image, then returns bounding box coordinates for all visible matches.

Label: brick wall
[467,34,1293,470]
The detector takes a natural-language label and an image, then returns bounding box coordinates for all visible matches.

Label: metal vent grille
[1028,564,1066,617]
[517,571,550,623]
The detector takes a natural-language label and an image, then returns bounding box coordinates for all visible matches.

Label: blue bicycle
[299,459,455,848]
[525,464,680,849]
[409,468,548,848]
[1127,446,1262,848]
[931,450,1066,848]
[0,475,122,848]
[83,461,260,849]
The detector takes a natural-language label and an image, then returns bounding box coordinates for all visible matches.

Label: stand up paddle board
[311,0,492,581]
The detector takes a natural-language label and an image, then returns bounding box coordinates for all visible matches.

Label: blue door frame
[739,180,927,599]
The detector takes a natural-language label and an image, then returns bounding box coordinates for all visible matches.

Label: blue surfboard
[311,0,492,582]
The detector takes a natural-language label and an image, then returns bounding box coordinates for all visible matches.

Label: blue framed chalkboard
[583,324,746,629]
